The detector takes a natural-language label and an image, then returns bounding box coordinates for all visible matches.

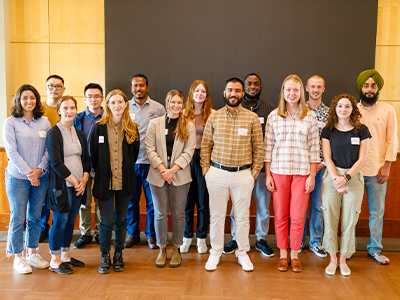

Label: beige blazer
[145,115,196,187]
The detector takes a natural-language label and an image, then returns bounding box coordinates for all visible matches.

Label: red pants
[272,173,310,251]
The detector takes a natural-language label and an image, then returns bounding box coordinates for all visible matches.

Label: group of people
[3,69,397,277]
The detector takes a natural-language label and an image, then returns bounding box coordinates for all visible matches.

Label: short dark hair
[84,83,103,95]
[225,77,244,90]
[10,84,44,119]
[244,73,262,86]
[57,96,78,116]
[46,74,64,85]
[131,73,148,86]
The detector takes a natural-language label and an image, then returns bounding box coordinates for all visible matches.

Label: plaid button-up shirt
[264,109,320,175]
[200,105,264,179]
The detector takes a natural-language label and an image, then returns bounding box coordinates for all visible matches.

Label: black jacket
[90,123,139,201]
[46,125,91,213]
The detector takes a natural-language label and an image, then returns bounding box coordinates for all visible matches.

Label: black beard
[360,91,378,105]
[244,91,261,101]
[225,96,243,107]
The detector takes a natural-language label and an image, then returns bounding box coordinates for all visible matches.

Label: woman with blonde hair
[181,80,214,254]
[321,94,370,276]
[145,89,196,268]
[264,74,320,272]
[90,89,139,274]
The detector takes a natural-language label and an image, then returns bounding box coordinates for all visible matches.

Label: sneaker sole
[98,268,111,274]
[255,246,275,258]
[27,262,49,269]
[310,249,327,258]
[368,254,389,265]
[222,248,237,255]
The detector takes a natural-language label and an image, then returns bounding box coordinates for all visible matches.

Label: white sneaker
[180,237,192,253]
[205,255,220,271]
[235,251,254,272]
[26,253,50,269]
[197,238,208,254]
[13,257,32,274]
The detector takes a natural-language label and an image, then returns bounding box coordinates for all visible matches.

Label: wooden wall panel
[10,43,49,94]
[376,0,400,46]
[375,46,400,101]
[49,0,105,43]
[0,149,9,214]
[9,0,49,43]
[49,44,105,97]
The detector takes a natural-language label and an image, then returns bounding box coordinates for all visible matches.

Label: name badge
[165,129,168,135]
[351,137,360,145]
[99,136,104,143]
[238,128,248,136]
[297,124,307,134]
[259,117,264,124]
[38,131,46,138]
[129,113,135,120]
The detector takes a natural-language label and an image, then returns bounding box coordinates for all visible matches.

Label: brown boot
[155,246,167,268]
[169,245,182,268]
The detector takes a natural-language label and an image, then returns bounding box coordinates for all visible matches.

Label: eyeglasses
[47,84,63,90]
[85,95,103,100]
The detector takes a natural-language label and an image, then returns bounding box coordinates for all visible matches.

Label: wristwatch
[344,174,351,181]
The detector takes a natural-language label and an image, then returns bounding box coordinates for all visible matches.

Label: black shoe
[113,248,125,272]
[49,262,74,275]
[223,240,238,254]
[64,257,85,268]
[255,239,275,257]
[39,231,48,243]
[94,234,100,243]
[74,235,93,249]
[99,251,111,274]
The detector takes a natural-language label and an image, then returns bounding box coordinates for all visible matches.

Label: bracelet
[343,175,348,182]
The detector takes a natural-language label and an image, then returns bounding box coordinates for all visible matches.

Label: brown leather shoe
[124,236,140,248]
[291,258,302,273]
[277,258,288,272]
[147,237,158,250]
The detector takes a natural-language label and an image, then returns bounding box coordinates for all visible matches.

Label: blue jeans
[364,175,387,255]
[230,171,271,241]
[5,172,48,254]
[151,182,190,247]
[40,197,51,233]
[49,187,82,255]
[99,190,132,252]
[302,167,324,247]
[184,149,209,239]
[126,164,155,238]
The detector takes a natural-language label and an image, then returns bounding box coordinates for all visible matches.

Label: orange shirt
[358,101,398,176]
[42,101,59,127]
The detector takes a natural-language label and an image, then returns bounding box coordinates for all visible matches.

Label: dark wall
[105,0,377,109]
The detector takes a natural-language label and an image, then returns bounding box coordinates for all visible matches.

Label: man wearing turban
[354,69,398,265]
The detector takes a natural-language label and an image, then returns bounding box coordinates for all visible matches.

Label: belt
[211,162,251,172]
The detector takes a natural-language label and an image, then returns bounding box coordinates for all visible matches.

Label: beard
[360,91,379,105]
[244,87,262,101]
[225,95,243,107]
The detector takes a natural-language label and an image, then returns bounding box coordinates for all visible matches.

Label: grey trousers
[150,182,190,247]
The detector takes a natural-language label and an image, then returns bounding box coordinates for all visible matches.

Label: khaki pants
[321,168,364,255]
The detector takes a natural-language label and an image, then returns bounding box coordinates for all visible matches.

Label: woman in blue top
[3,84,51,274]
[321,94,371,276]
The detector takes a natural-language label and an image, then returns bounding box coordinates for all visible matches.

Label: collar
[306,101,325,111]
[359,100,377,110]
[225,104,242,117]
[18,116,37,124]
[242,99,261,111]
[131,96,151,108]
[285,109,300,119]
[85,107,104,118]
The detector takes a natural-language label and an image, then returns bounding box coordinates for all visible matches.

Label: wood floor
[0,242,399,300]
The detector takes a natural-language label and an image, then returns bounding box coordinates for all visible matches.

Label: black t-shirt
[321,124,371,168]
[165,117,179,157]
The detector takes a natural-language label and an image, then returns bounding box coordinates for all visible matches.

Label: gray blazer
[145,115,196,187]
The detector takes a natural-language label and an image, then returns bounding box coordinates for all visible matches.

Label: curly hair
[10,84,44,119]
[98,89,139,144]
[326,93,363,132]
[184,80,213,126]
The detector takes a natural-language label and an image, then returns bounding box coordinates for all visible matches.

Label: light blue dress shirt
[3,116,51,180]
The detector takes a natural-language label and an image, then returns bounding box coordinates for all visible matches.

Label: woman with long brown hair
[90,89,139,274]
[145,89,196,268]
[181,80,214,254]
[321,94,370,276]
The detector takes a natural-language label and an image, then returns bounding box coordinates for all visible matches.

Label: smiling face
[306,77,325,101]
[335,97,353,120]
[283,80,301,105]
[193,84,207,104]
[244,75,261,100]
[108,94,128,118]
[20,90,37,113]
[224,81,244,107]
[168,95,183,118]
[131,77,149,102]
[58,99,77,123]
